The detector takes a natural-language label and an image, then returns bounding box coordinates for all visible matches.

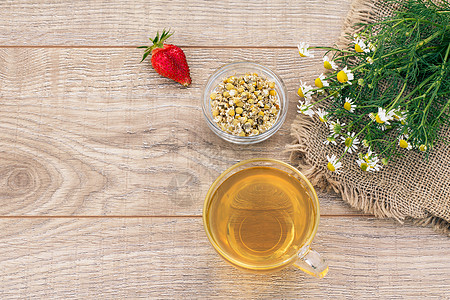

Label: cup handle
[293,247,329,278]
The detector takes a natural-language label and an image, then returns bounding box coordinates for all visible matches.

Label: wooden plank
[0,0,352,46]
[0,217,448,298]
[0,47,355,216]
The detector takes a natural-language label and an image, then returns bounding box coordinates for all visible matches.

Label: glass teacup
[203,158,328,278]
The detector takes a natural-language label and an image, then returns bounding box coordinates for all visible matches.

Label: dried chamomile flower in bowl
[202,62,288,144]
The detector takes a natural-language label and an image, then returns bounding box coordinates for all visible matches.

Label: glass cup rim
[201,62,288,144]
[202,158,320,271]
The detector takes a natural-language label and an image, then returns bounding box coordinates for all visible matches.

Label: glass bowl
[202,62,288,144]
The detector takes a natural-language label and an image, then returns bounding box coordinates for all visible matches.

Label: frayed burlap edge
[288,116,450,236]
[287,117,405,221]
[288,0,450,235]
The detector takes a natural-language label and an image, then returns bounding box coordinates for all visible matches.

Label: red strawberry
[139,30,191,86]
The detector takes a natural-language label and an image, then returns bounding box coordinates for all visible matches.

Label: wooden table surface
[1,0,449,298]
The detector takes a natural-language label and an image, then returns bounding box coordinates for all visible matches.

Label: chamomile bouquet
[297,0,450,173]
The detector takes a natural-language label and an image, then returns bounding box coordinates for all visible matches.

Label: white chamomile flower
[337,66,354,84]
[398,134,412,150]
[297,99,315,117]
[353,38,370,53]
[366,56,374,64]
[357,147,382,172]
[357,157,370,172]
[366,146,375,157]
[341,132,360,154]
[329,119,345,135]
[393,108,408,125]
[324,134,337,145]
[297,42,314,58]
[323,55,338,70]
[297,80,313,100]
[357,157,381,172]
[368,42,376,52]
[314,73,329,88]
[369,112,390,131]
[375,107,395,125]
[316,108,329,123]
[326,154,342,173]
[343,97,356,113]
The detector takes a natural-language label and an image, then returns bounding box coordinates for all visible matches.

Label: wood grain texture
[0,217,448,299]
[0,0,352,46]
[0,48,356,216]
[2,0,447,298]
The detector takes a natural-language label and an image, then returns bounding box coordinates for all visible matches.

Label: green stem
[351,48,409,73]
[356,105,379,109]
[370,17,447,29]
[394,74,437,106]
[311,88,343,106]
[354,120,374,140]
[423,126,428,149]
[367,138,391,144]
[379,140,398,156]
[416,29,444,49]
[310,46,355,55]
[404,94,426,104]
[420,42,450,123]
[432,42,450,120]
[387,80,408,110]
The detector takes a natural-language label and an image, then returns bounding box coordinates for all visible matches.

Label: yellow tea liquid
[205,166,316,269]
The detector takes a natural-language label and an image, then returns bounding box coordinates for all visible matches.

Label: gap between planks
[0,214,374,219]
[0,45,297,49]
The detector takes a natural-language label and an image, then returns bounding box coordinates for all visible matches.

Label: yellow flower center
[315,78,323,88]
[324,61,332,69]
[297,87,305,98]
[419,144,427,152]
[355,44,364,53]
[319,116,326,122]
[345,137,353,147]
[337,70,348,83]
[362,140,369,147]
[344,102,352,111]
[360,162,368,171]
[327,162,335,172]
[399,139,408,148]
[299,51,307,57]
[375,114,384,124]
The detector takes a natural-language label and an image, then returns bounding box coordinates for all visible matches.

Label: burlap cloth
[288,0,450,235]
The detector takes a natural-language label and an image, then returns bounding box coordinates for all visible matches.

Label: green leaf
[140,50,151,63]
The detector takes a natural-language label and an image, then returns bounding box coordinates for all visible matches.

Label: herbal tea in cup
[203,158,328,277]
